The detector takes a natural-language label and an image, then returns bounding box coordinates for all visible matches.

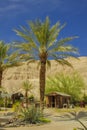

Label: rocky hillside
[2,57,87,98]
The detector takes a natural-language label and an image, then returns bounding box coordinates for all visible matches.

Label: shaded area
[44,110,87,122]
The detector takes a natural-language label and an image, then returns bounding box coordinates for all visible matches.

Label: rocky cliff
[2,57,87,98]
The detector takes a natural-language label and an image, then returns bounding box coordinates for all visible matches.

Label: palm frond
[56,36,77,47]
[29,20,42,45]
[0,41,10,61]
[8,51,19,61]
[22,80,33,91]
[56,59,73,67]
[55,43,78,54]
[19,53,32,61]
[27,59,37,65]
[48,36,78,53]
[47,23,66,49]
[52,54,73,67]
[14,17,79,70]
[28,17,50,48]
[14,29,29,40]
[14,29,38,51]
[46,60,51,70]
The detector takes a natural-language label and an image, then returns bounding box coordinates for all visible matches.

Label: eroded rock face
[2,57,87,98]
[2,62,40,98]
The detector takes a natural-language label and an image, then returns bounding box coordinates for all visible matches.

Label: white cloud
[0,1,27,18]
[0,0,87,19]
[0,0,62,15]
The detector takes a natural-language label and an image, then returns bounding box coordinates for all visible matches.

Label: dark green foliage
[0,97,4,107]
[83,94,87,103]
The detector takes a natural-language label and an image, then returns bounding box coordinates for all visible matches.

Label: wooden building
[45,92,71,108]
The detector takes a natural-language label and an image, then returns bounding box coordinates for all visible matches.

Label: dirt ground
[1,108,87,130]
[1,120,84,130]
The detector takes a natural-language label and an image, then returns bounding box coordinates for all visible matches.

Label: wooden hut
[45,92,71,108]
[11,92,24,104]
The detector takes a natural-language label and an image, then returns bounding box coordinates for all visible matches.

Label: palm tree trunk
[39,61,46,111]
[25,91,28,108]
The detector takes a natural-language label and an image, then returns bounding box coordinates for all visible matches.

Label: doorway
[51,96,55,107]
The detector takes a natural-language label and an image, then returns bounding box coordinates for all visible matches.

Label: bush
[39,117,51,123]
[12,101,21,112]
[19,105,46,124]
[0,98,4,107]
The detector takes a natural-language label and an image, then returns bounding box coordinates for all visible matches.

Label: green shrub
[0,98,4,107]
[20,105,44,124]
[12,101,21,112]
[39,117,51,123]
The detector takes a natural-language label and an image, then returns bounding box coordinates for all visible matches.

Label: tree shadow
[46,110,87,122]
[55,111,87,129]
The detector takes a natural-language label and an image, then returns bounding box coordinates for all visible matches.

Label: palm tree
[22,80,33,107]
[0,41,21,88]
[14,17,78,110]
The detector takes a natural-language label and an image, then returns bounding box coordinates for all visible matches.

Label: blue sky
[0,0,87,56]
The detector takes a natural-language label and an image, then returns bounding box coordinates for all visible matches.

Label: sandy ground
[0,120,84,130]
[0,108,87,130]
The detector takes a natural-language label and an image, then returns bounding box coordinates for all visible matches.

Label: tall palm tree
[14,17,78,110]
[22,80,33,107]
[0,41,21,88]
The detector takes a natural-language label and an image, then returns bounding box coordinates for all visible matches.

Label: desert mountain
[2,57,87,98]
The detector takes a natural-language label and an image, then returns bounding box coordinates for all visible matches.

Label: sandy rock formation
[2,57,87,98]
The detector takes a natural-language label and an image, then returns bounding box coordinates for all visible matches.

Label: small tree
[46,72,85,103]
[22,80,33,107]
